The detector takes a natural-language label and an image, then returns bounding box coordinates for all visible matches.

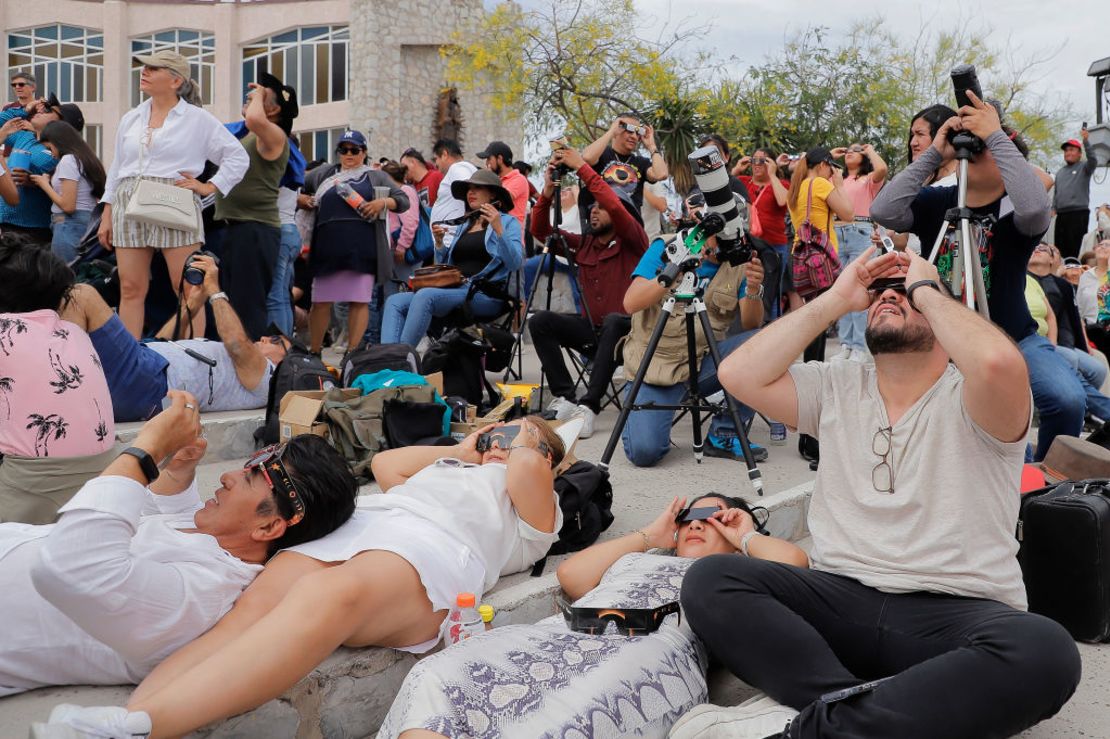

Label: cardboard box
[278,388,360,442]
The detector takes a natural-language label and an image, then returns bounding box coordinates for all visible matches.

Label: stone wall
[348,0,521,161]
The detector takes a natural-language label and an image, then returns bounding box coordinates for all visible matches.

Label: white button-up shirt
[0,476,262,696]
[101,97,250,204]
[430,159,478,250]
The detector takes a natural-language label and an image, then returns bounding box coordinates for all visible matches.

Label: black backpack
[421,328,499,411]
[531,460,615,576]
[255,345,338,445]
[340,341,420,386]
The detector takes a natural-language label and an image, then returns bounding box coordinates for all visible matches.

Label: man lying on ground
[669,248,1081,739]
[0,391,356,696]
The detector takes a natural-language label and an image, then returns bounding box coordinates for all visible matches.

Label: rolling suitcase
[1017,478,1110,642]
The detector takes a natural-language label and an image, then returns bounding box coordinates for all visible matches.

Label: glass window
[130,30,216,107]
[299,126,347,165]
[7,24,103,103]
[83,124,102,159]
[240,26,348,105]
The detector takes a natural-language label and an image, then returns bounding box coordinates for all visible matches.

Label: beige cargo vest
[622,259,747,386]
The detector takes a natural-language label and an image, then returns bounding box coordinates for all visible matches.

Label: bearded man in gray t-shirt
[669,248,1081,739]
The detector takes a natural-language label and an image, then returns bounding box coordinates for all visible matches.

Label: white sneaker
[669,694,798,739]
[571,404,597,438]
[548,396,578,421]
[31,704,153,739]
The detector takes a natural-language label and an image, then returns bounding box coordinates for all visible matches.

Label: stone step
[115,410,265,464]
[3,480,814,739]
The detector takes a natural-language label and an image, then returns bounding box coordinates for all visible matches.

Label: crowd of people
[0,48,1106,739]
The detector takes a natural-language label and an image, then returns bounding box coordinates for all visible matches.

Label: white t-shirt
[641,180,666,242]
[789,361,1028,610]
[431,160,479,249]
[50,154,97,214]
[277,187,298,226]
[147,340,273,412]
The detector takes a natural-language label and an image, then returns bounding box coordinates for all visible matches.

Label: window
[83,124,102,159]
[7,25,103,103]
[297,127,347,165]
[242,26,348,106]
[131,30,216,107]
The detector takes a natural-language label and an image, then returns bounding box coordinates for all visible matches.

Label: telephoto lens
[688,145,752,265]
[951,64,982,109]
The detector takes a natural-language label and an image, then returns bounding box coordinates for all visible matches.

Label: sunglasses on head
[245,444,305,525]
[337,146,362,155]
[557,596,680,636]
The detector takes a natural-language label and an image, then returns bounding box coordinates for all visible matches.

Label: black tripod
[598,267,765,495]
[504,177,596,407]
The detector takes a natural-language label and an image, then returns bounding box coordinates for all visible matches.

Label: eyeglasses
[10,82,30,88]
[245,444,305,525]
[751,157,767,165]
[867,278,907,302]
[619,121,647,136]
[557,596,680,636]
[872,426,895,493]
[337,146,362,155]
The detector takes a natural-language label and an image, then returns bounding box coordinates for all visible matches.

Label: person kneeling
[1,391,356,697]
[670,249,1080,739]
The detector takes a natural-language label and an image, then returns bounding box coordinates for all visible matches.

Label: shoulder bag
[411,264,464,290]
[123,124,202,234]
[791,180,841,298]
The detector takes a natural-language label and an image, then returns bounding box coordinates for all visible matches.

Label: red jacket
[531,163,648,326]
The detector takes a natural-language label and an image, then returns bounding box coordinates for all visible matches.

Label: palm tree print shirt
[0,310,114,458]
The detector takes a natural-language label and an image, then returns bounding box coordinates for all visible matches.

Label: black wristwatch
[906,279,941,312]
[119,446,160,484]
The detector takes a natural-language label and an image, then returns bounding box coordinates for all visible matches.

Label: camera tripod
[925,134,990,318]
[597,267,765,496]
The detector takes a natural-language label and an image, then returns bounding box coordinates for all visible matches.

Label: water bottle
[445,592,483,645]
[769,422,787,446]
[335,180,365,213]
[478,604,495,631]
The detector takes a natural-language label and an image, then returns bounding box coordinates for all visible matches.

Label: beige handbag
[123,126,202,233]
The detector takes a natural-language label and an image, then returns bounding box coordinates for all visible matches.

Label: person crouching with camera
[669,248,1080,739]
[619,192,767,467]
[529,146,649,439]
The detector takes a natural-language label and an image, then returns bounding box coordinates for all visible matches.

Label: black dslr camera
[947,64,987,155]
[183,250,220,286]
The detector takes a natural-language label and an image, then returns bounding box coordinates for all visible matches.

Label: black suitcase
[1017,479,1110,642]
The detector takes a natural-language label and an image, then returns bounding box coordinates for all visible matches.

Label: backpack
[405,201,436,265]
[530,460,615,576]
[340,341,420,386]
[791,180,841,298]
[421,328,500,411]
[255,345,338,446]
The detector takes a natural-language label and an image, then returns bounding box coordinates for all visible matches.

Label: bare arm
[370,425,490,491]
[825,172,855,222]
[738,256,765,330]
[643,183,668,212]
[767,173,789,208]
[504,446,557,533]
[211,296,268,390]
[865,145,889,183]
[0,162,16,205]
[582,121,618,166]
[623,275,667,314]
[1043,294,1058,344]
[243,85,288,162]
[644,127,669,181]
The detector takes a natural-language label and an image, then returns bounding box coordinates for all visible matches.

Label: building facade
[1,0,519,167]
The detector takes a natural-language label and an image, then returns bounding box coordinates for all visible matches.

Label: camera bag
[1017,478,1110,642]
[530,459,615,576]
[340,341,420,387]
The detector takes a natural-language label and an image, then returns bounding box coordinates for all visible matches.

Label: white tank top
[147,340,272,412]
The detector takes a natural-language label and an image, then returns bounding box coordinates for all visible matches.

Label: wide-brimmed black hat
[257,72,298,135]
[450,168,514,212]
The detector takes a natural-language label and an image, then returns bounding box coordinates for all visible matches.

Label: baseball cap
[477,141,513,161]
[1062,257,1083,268]
[805,147,840,169]
[1061,139,1082,151]
[45,93,85,133]
[133,49,191,81]
[337,130,368,150]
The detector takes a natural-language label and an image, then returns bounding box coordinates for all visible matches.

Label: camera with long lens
[183,250,219,286]
[947,64,986,155]
[687,145,753,266]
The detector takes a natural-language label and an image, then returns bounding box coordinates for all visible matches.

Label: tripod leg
[684,309,704,463]
[696,305,765,495]
[599,299,675,471]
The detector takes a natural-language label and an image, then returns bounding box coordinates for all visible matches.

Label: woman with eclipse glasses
[378,494,807,739]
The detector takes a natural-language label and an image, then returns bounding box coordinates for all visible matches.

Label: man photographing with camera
[870,88,1086,461]
[672,248,1079,739]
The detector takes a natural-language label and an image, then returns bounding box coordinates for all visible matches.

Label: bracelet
[208,291,229,305]
[739,530,760,557]
[744,283,765,300]
[635,529,651,552]
[905,280,940,312]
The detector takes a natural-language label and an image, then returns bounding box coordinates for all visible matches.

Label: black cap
[45,93,84,133]
[256,72,299,135]
[1062,257,1083,268]
[477,140,513,161]
[805,146,839,169]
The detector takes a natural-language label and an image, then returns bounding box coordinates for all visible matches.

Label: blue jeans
[1055,345,1110,421]
[265,223,301,336]
[621,330,757,467]
[381,286,505,347]
[834,223,872,350]
[1020,334,1086,460]
[50,209,92,264]
[87,314,169,422]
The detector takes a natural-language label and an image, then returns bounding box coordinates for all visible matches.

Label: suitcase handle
[1016,479,1110,541]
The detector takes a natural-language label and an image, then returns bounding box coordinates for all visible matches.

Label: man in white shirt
[429,138,477,250]
[0,391,357,696]
[673,249,1081,739]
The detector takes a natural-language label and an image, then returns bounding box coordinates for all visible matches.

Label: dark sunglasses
[476,425,520,452]
[245,444,305,525]
[337,146,363,155]
[558,596,680,636]
[619,121,647,136]
[11,82,30,88]
[674,502,771,531]
[867,277,907,300]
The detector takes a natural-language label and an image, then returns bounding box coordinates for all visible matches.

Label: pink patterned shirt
[0,310,114,458]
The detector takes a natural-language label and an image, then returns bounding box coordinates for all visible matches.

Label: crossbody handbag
[411,264,465,290]
[123,124,202,233]
[791,179,841,298]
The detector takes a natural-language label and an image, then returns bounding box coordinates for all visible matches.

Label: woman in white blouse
[99,50,248,338]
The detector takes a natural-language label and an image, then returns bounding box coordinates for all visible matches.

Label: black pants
[1054,209,1089,260]
[682,556,1080,739]
[528,311,631,413]
[210,221,280,340]
[1087,322,1110,356]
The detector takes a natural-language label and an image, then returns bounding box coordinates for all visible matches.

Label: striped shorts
[111,175,204,249]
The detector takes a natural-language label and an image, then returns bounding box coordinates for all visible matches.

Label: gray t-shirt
[1052,144,1098,213]
[789,361,1028,610]
[147,340,272,412]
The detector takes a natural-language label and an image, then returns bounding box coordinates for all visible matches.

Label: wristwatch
[119,446,160,484]
[744,283,765,300]
[906,280,941,312]
[208,291,229,305]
